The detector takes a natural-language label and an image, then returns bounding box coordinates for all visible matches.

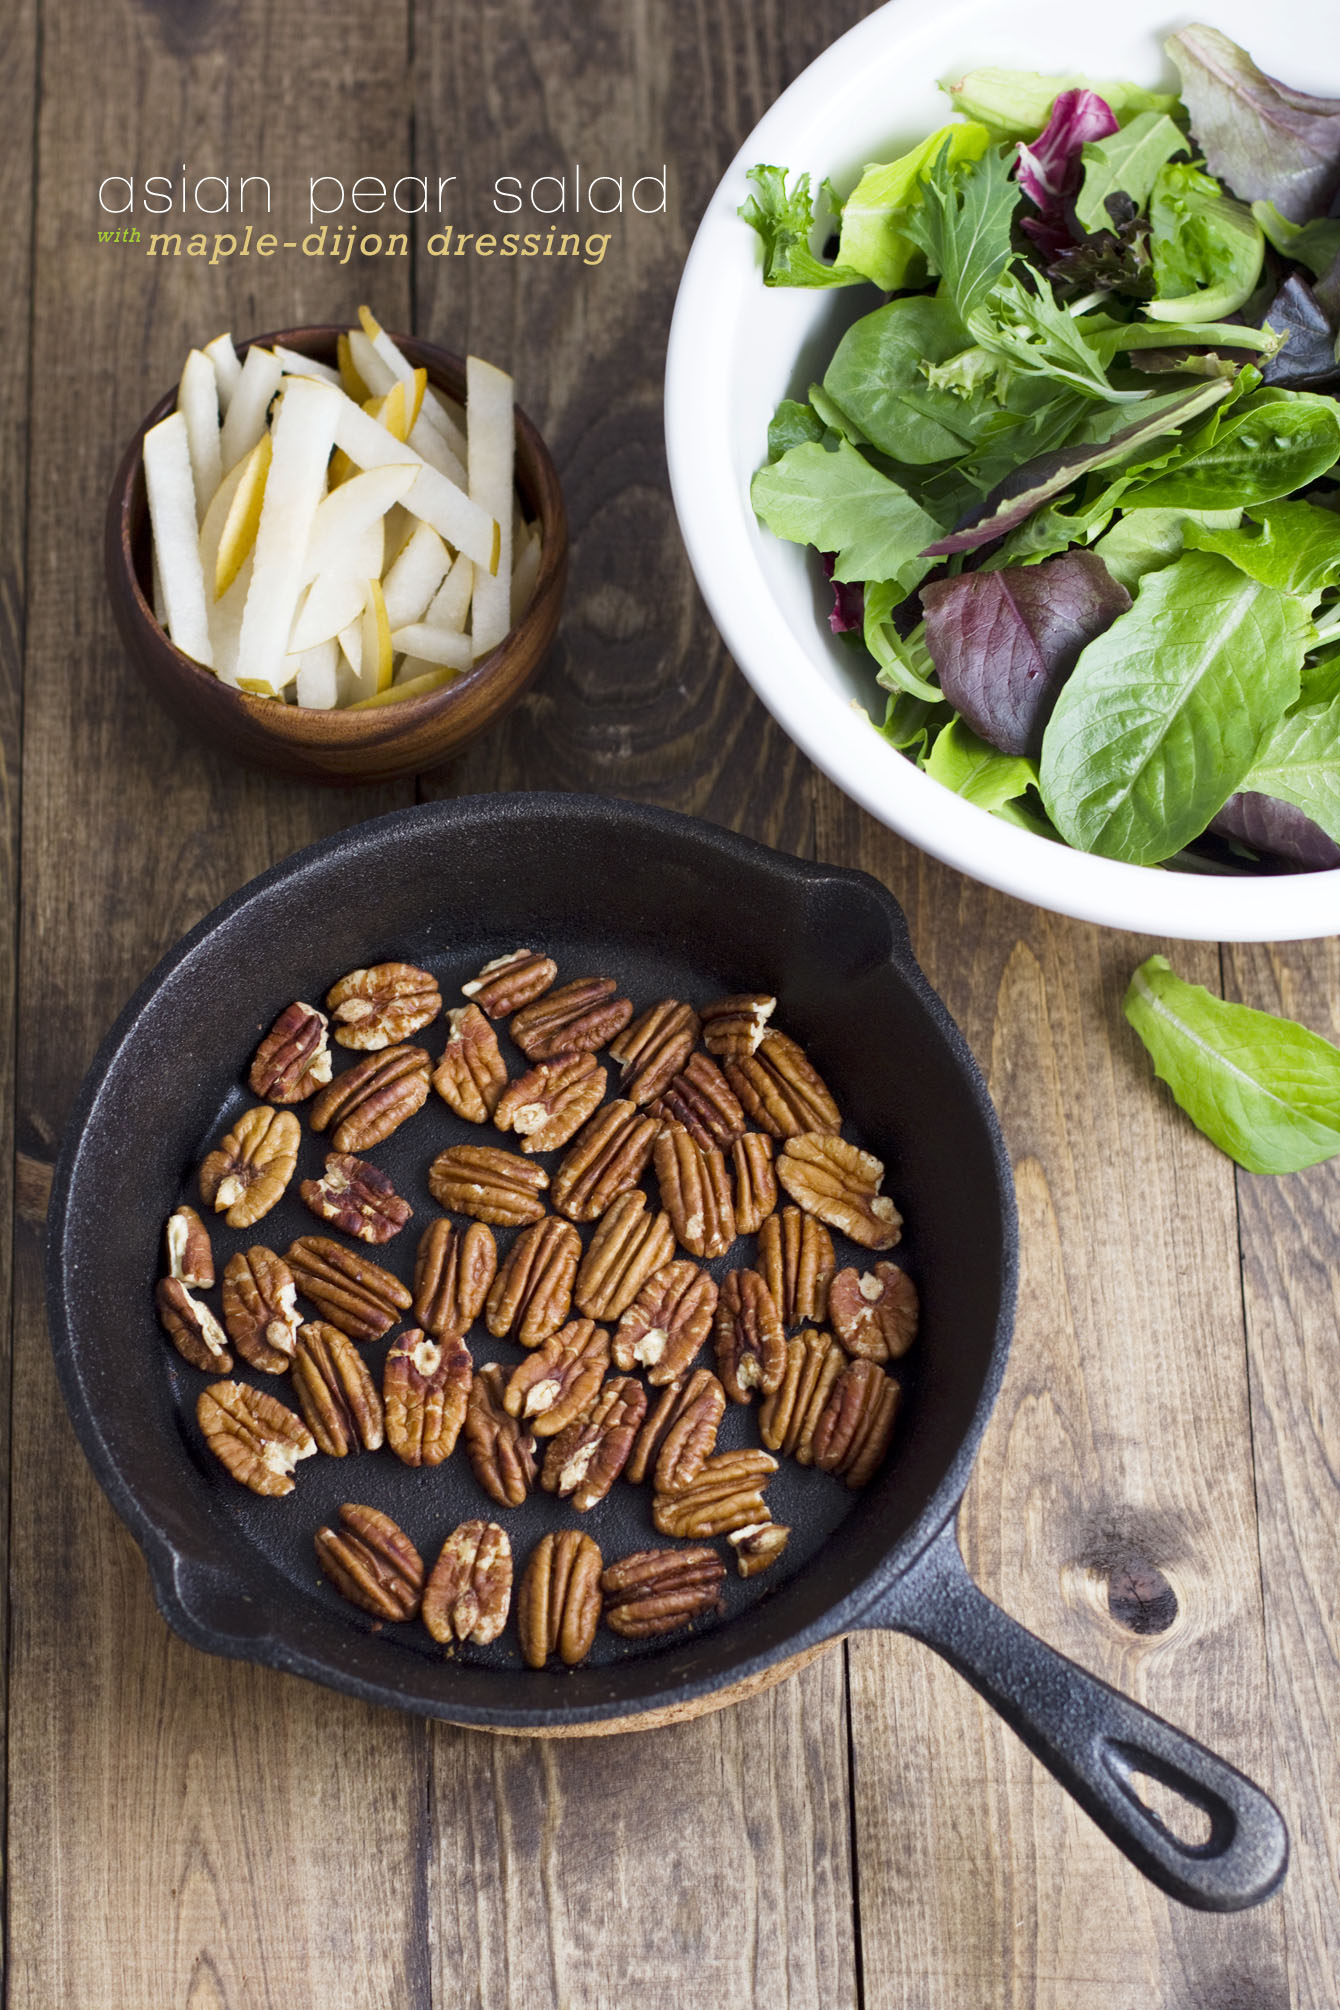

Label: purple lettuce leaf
[1167,25,1340,224]
[1261,274,1340,387]
[1016,89,1118,260]
[1210,791,1340,868]
[920,548,1131,757]
[820,552,865,633]
[1044,191,1156,301]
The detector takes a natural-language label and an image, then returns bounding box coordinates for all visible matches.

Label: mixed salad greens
[743,25,1340,871]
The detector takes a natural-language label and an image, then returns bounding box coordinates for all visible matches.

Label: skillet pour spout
[44,792,1285,1911]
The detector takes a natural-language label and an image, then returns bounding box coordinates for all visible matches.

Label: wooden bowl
[105,327,568,784]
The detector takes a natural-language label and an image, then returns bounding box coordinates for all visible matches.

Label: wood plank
[814,792,1288,2008]
[9,0,424,2003]
[1224,939,1340,2010]
[412,6,863,2003]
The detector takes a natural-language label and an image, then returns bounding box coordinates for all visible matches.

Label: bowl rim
[663,0,1340,942]
[110,324,567,746]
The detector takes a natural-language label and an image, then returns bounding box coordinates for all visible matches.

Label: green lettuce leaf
[822,295,993,464]
[923,715,1039,808]
[1125,954,1340,1174]
[1039,550,1310,863]
[1120,391,1340,511]
[897,142,1019,325]
[1239,698,1340,842]
[834,122,990,291]
[945,68,1179,144]
[1075,112,1188,232]
[739,166,865,287]
[1181,498,1340,596]
[767,399,825,460]
[1091,506,1242,590]
[749,438,943,585]
[1251,200,1340,279]
[1145,161,1264,323]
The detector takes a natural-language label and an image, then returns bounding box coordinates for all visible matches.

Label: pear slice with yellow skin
[198,455,247,594]
[337,330,366,402]
[407,368,427,431]
[361,577,394,694]
[214,432,273,599]
[347,664,453,709]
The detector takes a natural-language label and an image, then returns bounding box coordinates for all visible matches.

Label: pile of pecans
[158,951,917,1666]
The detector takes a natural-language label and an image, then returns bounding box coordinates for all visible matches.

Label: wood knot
[1065,1511,1185,1639]
[1105,1558,1178,1636]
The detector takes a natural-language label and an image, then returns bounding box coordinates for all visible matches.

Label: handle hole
[1106,1741,1234,1857]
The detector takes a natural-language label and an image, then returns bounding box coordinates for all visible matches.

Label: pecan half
[714,1268,785,1404]
[196,1380,316,1496]
[602,1546,725,1639]
[384,1330,472,1466]
[729,1523,791,1578]
[285,1235,412,1341]
[311,1044,430,1152]
[413,1218,497,1338]
[432,1005,507,1124]
[732,1133,777,1235]
[222,1246,300,1373]
[518,1530,602,1669]
[248,1000,332,1103]
[757,1206,835,1326]
[292,1321,385,1456]
[504,1319,610,1436]
[830,1262,918,1362]
[423,1520,513,1647]
[653,1448,777,1538]
[199,1105,300,1228]
[315,1504,424,1621]
[625,1367,725,1488]
[315,1511,423,1616]
[608,999,700,1106]
[485,1215,581,1346]
[758,1328,845,1462]
[464,1364,538,1507]
[651,1051,746,1149]
[492,1050,604,1153]
[300,1151,412,1245]
[510,977,633,1061]
[812,1358,901,1487]
[461,948,557,1019]
[427,1145,548,1226]
[612,1260,717,1384]
[540,1374,646,1511]
[700,993,776,1060]
[726,1031,841,1139]
[165,1204,214,1288]
[654,1124,736,1259]
[573,1191,676,1321]
[326,961,441,1050]
[156,1276,231,1373]
[776,1134,902,1250]
[550,1100,659,1222]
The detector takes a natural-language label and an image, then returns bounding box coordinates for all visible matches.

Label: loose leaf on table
[1237,697,1340,843]
[1166,24,1340,224]
[1181,497,1340,596]
[1038,549,1310,863]
[823,294,993,463]
[1016,89,1117,259]
[922,714,1039,809]
[1124,953,1340,1173]
[1120,391,1340,511]
[897,141,1019,326]
[739,166,865,287]
[833,121,990,292]
[921,547,1130,755]
[945,67,1178,144]
[920,377,1234,555]
[1210,790,1340,868]
[750,438,943,585]
[1145,161,1264,323]
[1075,113,1188,232]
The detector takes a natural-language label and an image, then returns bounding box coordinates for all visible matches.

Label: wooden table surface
[5,0,1338,2002]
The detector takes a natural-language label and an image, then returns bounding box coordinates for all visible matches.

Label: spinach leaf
[1181,498,1340,596]
[1166,25,1340,226]
[1239,697,1340,842]
[834,122,990,292]
[1120,393,1340,511]
[1038,550,1309,863]
[767,399,825,460]
[1124,954,1340,1174]
[898,142,1019,325]
[1146,161,1264,323]
[923,715,1038,808]
[739,166,865,288]
[823,295,990,464]
[1075,113,1188,232]
[750,439,943,586]
[946,68,1179,144]
[1092,505,1242,590]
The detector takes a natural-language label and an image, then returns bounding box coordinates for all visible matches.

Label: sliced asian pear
[300,463,416,583]
[220,343,282,475]
[293,636,340,709]
[428,551,474,633]
[289,569,368,654]
[466,354,515,657]
[389,622,472,670]
[382,520,451,629]
[143,411,214,666]
[361,576,395,696]
[214,432,273,599]
[330,388,499,573]
[272,344,342,387]
[337,330,367,402]
[408,409,467,488]
[203,331,241,415]
[177,348,222,525]
[233,377,340,693]
[348,326,397,399]
[348,665,454,709]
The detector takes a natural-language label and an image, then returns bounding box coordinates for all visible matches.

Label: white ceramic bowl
[666,0,1340,941]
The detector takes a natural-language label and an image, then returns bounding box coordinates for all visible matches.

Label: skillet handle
[860,1518,1286,1912]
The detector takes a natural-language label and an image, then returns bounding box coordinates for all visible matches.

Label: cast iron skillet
[46,794,1286,1911]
